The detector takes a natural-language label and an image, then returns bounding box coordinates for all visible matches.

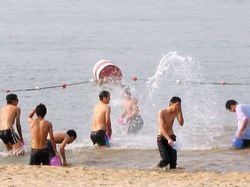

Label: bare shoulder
[15,106,21,113]
[44,120,52,127]
[158,109,165,115]
[106,104,111,110]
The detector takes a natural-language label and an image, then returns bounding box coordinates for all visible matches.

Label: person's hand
[62,160,67,166]
[118,118,126,125]
[20,137,24,145]
[167,138,174,147]
[106,129,112,138]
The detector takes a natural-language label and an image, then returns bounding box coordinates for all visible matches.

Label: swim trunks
[127,115,144,134]
[0,128,20,145]
[90,130,109,146]
[29,147,50,165]
[157,134,177,169]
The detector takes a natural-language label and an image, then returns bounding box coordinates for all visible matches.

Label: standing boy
[0,94,24,155]
[157,96,184,169]
[28,104,57,165]
[90,90,112,147]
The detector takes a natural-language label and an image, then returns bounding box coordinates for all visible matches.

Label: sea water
[0,0,250,169]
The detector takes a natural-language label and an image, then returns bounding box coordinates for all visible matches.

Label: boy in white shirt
[225,99,250,148]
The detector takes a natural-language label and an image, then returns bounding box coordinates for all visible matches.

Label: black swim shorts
[29,147,50,165]
[0,128,20,145]
[90,130,108,146]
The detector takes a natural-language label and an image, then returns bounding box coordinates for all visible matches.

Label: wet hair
[99,90,110,100]
[6,93,18,104]
[36,103,47,117]
[66,130,77,140]
[170,96,181,104]
[225,100,238,110]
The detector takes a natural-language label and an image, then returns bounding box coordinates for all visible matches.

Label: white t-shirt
[236,104,250,139]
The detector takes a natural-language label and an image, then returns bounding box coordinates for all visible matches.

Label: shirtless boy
[157,96,184,169]
[0,94,24,155]
[47,130,77,166]
[28,104,57,165]
[90,90,112,147]
[120,89,144,134]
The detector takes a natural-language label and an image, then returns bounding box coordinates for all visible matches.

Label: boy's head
[225,100,238,112]
[6,93,18,105]
[66,129,77,144]
[169,96,181,112]
[99,90,110,103]
[36,103,47,117]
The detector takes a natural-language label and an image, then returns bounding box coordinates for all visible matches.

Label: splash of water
[142,51,224,150]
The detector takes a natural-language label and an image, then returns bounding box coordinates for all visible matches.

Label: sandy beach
[1,164,250,187]
[1,148,250,187]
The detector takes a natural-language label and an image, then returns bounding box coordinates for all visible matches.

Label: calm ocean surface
[1,0,250,167]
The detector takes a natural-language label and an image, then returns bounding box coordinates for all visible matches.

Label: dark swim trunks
[90,130,109,146]
[29,147,50,165]
[127,115,144,134]
[0,128,20,145]
[157,134,177,169]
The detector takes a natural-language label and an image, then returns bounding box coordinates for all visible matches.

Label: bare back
[91,102,110,131]
[0,105,20,130]
[29,118,52,149]
[48,132,66,144]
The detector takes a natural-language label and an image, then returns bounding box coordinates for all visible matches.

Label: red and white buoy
[93,60,123,84]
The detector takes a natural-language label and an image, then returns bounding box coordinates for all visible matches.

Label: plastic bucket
[93,60,123,83]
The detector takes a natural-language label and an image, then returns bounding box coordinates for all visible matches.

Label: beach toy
[50,156,62,166]
[92,60,123,84]
[232,138,243,149]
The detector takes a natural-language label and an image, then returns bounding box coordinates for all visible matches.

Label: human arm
[120,108,127,119]
[59,137,68,166]
[27,108,36,124]
[48,123,58,156]
[158,110,174,146]
[106,105,112,137]
[176,104,184,126]
[16,107,24,144]
[236,118,248,138]
[235,105,248,138]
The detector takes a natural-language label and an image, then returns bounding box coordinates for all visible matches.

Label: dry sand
[1,164,250,187]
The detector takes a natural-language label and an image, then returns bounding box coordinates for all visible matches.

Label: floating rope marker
[131,76,138,81]
[62,83,67,89]
[220,80,226,85]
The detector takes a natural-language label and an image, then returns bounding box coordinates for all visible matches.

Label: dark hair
[66,130,77,140]
[6,94,18,104]
[225,100,237,110]
[99,90,110,100]
[36,104,47,117]
[170,96,181,104]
